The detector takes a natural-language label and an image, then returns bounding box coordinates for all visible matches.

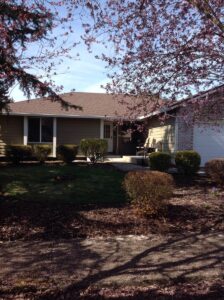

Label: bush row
[5,139,108,164]
[149,150,201,176]
[5,144,78,164]
[149,152,224,184]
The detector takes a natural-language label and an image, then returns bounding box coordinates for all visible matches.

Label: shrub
[175,150,201,176]
[5,145,32,164]
[123,171,174,217]
[149,152,171,171]
[205,159,224,186]
[33,145,51,163]
[57,144,78,163]
[80,139,108,163]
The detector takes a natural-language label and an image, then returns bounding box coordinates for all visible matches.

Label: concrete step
[105,155,148,165]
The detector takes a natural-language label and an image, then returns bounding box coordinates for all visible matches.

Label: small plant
[175,150,201,176]
[80,139,108,163]
[149,152,171,171]
[5,145,32,164]
[57,144,78,163]
[123,170,174,217]
[33,145,51,163]
[205,159,224,186]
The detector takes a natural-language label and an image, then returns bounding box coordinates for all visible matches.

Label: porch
[22,116,144,157]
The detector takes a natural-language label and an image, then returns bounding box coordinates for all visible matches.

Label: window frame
[104,124,112,139]
[28,117,53,144]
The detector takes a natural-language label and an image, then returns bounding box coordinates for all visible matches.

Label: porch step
[105,155,148,165]
[105,155,122,158]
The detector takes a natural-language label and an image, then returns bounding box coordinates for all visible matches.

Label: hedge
[80,139,108,163]
[57,144,78,163]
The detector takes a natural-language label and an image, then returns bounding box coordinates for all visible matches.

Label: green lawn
[0,164,125,206]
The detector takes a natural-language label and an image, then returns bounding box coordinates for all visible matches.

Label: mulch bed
[78,280,224,300]
[0,172,223,300]
[0,184,223,241]
[0,280,223,299]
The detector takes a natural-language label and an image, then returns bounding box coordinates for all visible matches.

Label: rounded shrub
[123,171,174,217]
[205,159,224,186]
[5,145,32,164]
[57,144,78,163]
[33,145,51,163]
[80,139,108,163]
[149,152,171,172]
[175,150,201,176]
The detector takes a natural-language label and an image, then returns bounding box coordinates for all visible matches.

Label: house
[1,85,224,165]
[141,84,224,165]
[0,92,141,157]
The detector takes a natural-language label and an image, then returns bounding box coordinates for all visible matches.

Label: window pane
[28,118,40,142]
[42,118,53,142]
[104,124,111,139]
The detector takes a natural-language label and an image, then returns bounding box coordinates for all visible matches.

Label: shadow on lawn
[0,231,223,299]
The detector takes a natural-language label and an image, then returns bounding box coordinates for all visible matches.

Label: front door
[104,122,113,152]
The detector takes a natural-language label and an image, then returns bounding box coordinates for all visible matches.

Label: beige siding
[57,118,100,145]
[146,117,175,152]
[0,115,23,155]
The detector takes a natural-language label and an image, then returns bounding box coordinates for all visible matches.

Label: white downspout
[23,116,28,145]
[53,117,57,157]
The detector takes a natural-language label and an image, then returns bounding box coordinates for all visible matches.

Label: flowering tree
[0,0,82,111]
[1,0,223,121]
[82,0,224,121]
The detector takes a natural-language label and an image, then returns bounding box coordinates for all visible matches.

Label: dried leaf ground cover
[0,234,223,300]
[0,164,223,299]
[0,164,223,240]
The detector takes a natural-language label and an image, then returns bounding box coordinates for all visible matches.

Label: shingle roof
[139,84,224,119]
[8,92,134,119]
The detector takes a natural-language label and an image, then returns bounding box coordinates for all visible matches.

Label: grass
[0,164,125,206]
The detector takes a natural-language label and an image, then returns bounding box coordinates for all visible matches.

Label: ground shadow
[0,231,223,299]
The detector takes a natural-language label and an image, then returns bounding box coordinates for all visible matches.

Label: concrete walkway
[110,162,150,172]
[0,232,223,292]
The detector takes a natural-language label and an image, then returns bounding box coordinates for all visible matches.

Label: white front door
[104,122,113,152]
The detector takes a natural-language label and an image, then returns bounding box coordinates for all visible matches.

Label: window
[28,118,40,142]
[104,124,111,139]
[28,117,53,143]
[42,118,53,142]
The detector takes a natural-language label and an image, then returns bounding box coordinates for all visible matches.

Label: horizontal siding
[0,116,23,155]
[57,118,100,145]
[146,117,175,152]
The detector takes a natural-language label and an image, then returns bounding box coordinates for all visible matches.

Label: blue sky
[11,45,109,102]
[10,6,110,102]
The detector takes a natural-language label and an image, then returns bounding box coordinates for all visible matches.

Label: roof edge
[1,112,129,120]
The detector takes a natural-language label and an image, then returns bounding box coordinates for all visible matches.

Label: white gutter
[137,107,170,120]
[1,112,129,120]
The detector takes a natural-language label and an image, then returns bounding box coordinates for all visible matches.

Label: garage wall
[57,118,100,146]
[146,116,176,152]
[0,116,24,155]
[193,122,224,165]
